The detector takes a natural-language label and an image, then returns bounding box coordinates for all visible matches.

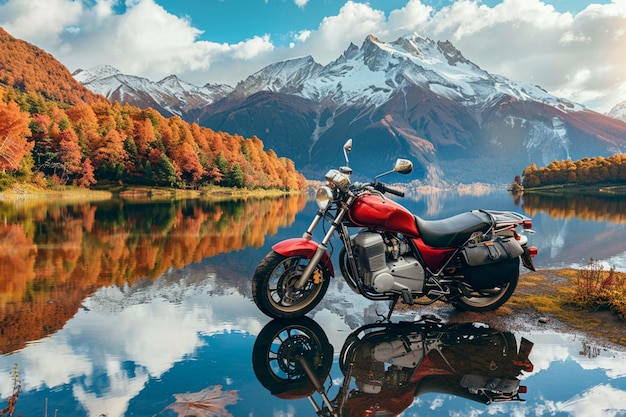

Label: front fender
[272,238,335,277]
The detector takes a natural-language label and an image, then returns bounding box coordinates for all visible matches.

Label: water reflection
[521,192,626,223]
[2,191,626,416]
[252,316,534,416]
[0,195,306,354]
[1,265,626,416]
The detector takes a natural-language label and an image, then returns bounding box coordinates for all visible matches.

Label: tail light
[528,246,538,257]
[522,220,533,229]
[513,360,534,373]
[518,386,528,394]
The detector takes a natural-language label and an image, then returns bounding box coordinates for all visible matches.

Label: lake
[1,189,625,417]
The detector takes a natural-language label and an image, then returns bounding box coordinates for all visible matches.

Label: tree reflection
[520,192,626,223]
[0,195,306,353]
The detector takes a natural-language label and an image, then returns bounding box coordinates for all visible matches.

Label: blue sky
[151,0,613,45]
[0,0,624,112]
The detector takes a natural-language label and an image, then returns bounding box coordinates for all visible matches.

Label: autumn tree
[0,101,32,171]
[78,157,96,188]
[522,163,540,187]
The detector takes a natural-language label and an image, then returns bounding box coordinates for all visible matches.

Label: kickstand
[375,294,399,323]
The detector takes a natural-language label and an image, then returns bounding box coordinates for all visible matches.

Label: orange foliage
[522,154,626,188]
[0,101,32,170]
[0,27,103,105]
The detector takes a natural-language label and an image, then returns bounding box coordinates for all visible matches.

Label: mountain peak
[437,40,472,66]
[607,100,626,122]
[234,55,323,95]
[73,64,122,84]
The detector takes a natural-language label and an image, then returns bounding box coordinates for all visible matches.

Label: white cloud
[388,0,433,32]
[0,0,625,112]
[231,34,274,60]
[555,384,626,417]
[0,0,83,46]
[559,31,592,44]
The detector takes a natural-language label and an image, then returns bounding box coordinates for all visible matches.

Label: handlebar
[374,182,405,197]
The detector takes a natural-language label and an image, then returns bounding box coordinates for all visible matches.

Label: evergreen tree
[152,154,178,187]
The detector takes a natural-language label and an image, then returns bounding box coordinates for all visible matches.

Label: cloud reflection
[0,269,268,416]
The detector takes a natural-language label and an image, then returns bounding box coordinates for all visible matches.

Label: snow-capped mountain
[233,35,583,113]
[608,101,626,122]
[76,34,626,184]
[198,34,626,183]
[73,64,233,119]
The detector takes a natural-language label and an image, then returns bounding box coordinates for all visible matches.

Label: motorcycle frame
[292,194,465,305]
[285,197,532,315]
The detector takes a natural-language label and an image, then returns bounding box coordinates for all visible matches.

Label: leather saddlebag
[460,237,524,290]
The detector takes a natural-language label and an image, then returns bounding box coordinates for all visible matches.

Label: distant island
[511,154,626,193]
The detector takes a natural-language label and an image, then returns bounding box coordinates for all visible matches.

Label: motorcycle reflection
[252,316,534,416]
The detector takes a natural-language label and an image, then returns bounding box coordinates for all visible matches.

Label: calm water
[1,190,626,417]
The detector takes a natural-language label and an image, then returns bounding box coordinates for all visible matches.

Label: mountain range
[74,34,626,184]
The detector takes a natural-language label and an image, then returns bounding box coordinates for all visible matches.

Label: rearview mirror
[343,139,353,153]
[394,159,413,174]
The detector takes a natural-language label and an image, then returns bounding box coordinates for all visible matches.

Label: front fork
[296,198,354,289]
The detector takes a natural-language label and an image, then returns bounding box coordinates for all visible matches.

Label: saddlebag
[460,237,524,290]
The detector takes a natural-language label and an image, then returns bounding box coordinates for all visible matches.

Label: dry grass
[569,259,626,319]
[512,263,626,346]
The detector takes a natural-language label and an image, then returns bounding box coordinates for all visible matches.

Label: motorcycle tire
[252,317,333,398]
[252,250,331,319]
[452,271,518,312]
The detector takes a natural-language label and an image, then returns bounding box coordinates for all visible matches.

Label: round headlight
[316,186,334,210]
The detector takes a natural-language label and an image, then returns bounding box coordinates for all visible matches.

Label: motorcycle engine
[352,231,425,293]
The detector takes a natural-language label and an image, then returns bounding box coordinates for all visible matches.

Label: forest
[517,154,626,189]
[0,87,305,191]
[0,27,305,191]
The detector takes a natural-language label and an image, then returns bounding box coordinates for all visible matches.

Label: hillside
[0,27,103,105]
[0,27,304,191]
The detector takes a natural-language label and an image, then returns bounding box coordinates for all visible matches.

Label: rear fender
[272,238,335,277]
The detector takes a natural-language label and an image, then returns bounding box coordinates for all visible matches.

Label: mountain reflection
[0,195,306,354]
[520,192,626,223]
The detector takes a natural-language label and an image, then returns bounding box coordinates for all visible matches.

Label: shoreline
[0,183,303,203]
[401,269,626,350]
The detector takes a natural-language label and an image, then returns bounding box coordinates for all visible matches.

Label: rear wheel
[252,251,331,319]
[452,271,518,312]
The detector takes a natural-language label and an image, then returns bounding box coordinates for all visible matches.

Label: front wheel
[452,270,519,312]
[252,317,333,397]
[252,251,331,319]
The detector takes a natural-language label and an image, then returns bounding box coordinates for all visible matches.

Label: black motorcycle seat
[415,211,493,248]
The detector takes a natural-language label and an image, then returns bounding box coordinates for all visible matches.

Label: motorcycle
[252,316,535,417]
[252,139,538,319]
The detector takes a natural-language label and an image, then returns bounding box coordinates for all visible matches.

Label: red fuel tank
[348,194,419,237]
